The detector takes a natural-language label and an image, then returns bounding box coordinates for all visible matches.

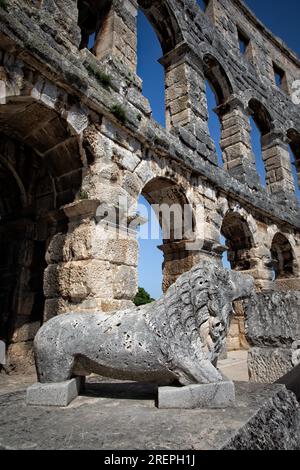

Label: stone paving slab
[0,378,300,450]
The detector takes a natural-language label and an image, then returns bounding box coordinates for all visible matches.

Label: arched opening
[221,212,255,272]
[137,0,183,55]
[221,212,255,353]
[138,177,195,294]
[205,80,223,166]
[248,99,273,187]
[0,138,53,372]
[287,129,300,200]
[136,195,163,301]
[197,0,209,12]
[203,55,233,106]
[271,233,296,280]
[77,0,111,52]
[203,55,233,167]
[0,86,83,372]
[137,10,165,126]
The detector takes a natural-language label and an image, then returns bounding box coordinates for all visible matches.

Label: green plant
[133,287,155,307]
[111,104,127,124]
[78,190,89,200]
[86,65,112,89]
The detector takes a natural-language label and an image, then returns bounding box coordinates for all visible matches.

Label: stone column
[261,130,296,196]
[159,239,225,292]
[160,43,209,134]
[93,0,138,72]
[216,98,260,187]
[44,199,138,321]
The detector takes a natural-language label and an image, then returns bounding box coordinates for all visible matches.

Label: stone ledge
[1,379,299,449]
[158,381,235,409]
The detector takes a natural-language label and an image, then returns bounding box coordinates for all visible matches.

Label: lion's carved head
[145,261,254,384]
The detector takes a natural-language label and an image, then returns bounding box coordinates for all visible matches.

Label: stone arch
[138,0,184,55]
[248,98,274,136]
[202,54,235,167]
[77,0,111,51]
[220,209,257,353]
[271,233,297,280]
[78,0,184,60]
[139,176,196,292]
[0,58,86,371]
[247,98,277,189]
[203,53,234,105]
[221,211,256,272]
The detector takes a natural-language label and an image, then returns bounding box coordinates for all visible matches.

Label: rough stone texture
[0,0,299,380]
[158,381,235,409]
[0,380,300,450]
[244,291,300,381]
[26,378,82,407]
[248,347,294,383]
[245,291,300,347]
[34,262,254,387]
[277,363,300,402]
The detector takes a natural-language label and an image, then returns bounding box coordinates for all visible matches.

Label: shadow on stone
[276,363,300,402]
[83,381,158,401]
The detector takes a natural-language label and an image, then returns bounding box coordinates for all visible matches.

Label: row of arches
[76,2,300,199]
[135,176,299,300]
[203,57,300,197]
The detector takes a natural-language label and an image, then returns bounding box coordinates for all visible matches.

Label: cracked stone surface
[0,379,299,450]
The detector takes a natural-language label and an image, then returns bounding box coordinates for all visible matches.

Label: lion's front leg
[172,354,223,385]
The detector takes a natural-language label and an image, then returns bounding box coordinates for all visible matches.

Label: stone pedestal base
[158,381,235,409]
[26,377,84,407]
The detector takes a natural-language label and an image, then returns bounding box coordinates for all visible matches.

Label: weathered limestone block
[11,321,40,343]
[7,341,35,372]
[44,260,114,301]
[27,378,83,407]
[158,381,235,409]
[113,264,138,300]
[93,235,138,267]
[244,291,300,348]
[44,297,133,320]
[223,385,300,450]
[248,347,293,383]
[245,291,300,381]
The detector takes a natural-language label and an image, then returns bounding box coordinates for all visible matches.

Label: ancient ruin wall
[0,0,299,375]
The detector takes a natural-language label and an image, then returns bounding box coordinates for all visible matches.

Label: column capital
[214,95,245,117]
[260,129,286,147]
[159,42,203,72]
[63,199,100,222]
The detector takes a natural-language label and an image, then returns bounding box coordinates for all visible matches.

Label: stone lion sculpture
[34,261,254,386]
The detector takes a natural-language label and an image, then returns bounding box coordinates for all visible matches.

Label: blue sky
[136,1,300,299]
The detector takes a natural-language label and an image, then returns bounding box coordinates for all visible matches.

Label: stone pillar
[159,239,225,292]
[261,130,296,196]
[160,43,208,134]
[216,98,260,187]
[93,0,138,72]
[44,199,138,321]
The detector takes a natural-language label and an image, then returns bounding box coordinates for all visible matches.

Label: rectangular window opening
[273,63,286,89]
[237,28,250,56]
[197,0,209,12]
